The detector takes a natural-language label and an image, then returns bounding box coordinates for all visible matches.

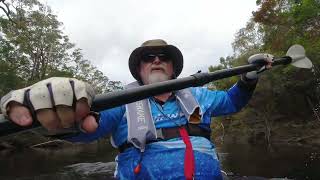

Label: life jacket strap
[118,124,210,153]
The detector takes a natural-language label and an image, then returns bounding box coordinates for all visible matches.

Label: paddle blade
[286,44,313,69]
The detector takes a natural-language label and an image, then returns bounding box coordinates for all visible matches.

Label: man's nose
[153,56,161,63]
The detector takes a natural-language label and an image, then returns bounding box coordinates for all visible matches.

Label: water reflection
[1,142,320,179]
[218,143,320,180]
[0,141,117,179]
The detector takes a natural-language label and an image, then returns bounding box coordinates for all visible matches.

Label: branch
[0,0,17,24]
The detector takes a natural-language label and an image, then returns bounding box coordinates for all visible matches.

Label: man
[1,39,272,179]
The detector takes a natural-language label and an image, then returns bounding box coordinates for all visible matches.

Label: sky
[43,0,258,84]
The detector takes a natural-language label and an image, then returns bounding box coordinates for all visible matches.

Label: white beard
[146,72,170,84]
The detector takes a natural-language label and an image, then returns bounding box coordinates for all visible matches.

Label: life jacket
[122,81,201,152]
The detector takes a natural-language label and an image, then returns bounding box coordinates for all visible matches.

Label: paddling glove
[244,53,274,80]
[0,77,95,117]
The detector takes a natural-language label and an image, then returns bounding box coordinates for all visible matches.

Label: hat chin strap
[171,72,177,79]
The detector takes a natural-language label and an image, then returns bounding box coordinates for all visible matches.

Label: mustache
[151,65,165,71]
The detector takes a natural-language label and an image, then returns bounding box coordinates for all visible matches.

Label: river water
[0,141,320,180]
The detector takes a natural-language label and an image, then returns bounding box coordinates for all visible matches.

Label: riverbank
[2,116,320,154]
[211,112,320,148]
[209,113,320,178]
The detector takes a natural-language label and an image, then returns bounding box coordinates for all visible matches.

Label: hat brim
[129,45,183,81]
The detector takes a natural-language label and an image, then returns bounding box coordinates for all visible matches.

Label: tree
[0,0,16,24]
[253,0,319,118]
[0,0,123,97]
[71,48,123,94]
[208,55,240,90]
[232,20,264,56]
[208,0,319,145]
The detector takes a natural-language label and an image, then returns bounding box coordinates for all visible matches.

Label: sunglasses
[141,53,171,63]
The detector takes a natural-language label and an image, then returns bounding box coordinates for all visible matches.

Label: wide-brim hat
[129,39,183,81]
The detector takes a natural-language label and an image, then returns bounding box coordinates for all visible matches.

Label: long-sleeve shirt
[66,80,255,179]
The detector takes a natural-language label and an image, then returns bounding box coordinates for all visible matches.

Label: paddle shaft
[0,57,292,137]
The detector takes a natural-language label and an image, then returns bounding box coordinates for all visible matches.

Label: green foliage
[232,20,264,56]
[209,0,319,140]
[0,60,24,96]
[208,56,240,90]
[0,0,122,97]
[252,0,320,116]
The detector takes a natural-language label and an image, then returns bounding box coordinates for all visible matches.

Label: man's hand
[0,77,98,133]
[244,53,273,80]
